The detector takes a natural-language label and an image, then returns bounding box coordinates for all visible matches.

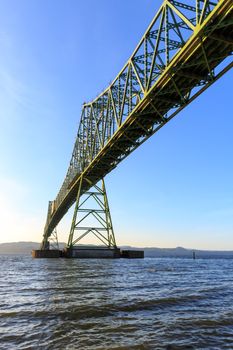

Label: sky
[0,0,232,249]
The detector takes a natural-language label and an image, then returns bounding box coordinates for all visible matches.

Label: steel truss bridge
[41,0,233,250]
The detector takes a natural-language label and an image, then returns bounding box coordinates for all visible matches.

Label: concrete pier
[32,247,144,259]
[31,249,61,258]
[64,246,121,259]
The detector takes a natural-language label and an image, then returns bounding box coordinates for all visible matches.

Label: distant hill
[0,242,233,258]
[0,242,41,254]
[0,242,65,255]
[141,246,233,259]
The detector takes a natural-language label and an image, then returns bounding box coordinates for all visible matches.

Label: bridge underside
[41,0,233,248]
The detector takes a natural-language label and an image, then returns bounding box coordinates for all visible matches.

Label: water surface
[0,256,233,349]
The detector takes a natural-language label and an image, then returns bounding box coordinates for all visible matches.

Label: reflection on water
[0,256,233,349]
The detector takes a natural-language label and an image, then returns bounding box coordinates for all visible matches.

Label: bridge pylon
[65,176,119,257]
[40,227,59,250]
[48,227,59,250]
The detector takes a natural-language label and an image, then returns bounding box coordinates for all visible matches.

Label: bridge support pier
[33,177,144,258]
[66,177,118,257]
[31,249,61,258]
[64,246,121,259]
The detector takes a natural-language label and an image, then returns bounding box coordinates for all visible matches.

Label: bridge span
[40,0,233,252]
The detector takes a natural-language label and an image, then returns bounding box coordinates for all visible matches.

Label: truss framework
[41,0,233,249]
[67,177,116,248]
[49,228,59,250]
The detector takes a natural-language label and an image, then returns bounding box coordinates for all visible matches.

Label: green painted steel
[41,0,233,249]
[67,178,116,248]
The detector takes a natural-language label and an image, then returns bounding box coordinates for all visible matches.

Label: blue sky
[0,0,232,249]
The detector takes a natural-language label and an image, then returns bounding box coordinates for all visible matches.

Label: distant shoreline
[0,242,233,258]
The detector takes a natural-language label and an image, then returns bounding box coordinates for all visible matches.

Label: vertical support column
[144,35,148,91]
[49,227,59,250]
[67,177,117,249]
[118,77,121,123]
[67,175,84,248]
[165,4,169,67]
[196,0,200,25]
[129,64,133,114]
[102,179,117,248]
[41,201,53,250]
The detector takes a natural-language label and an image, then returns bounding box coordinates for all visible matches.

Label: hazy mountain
[0,242,233,258]
[0,241,65,254]
[141,247,233,259]
[0,242,41,254]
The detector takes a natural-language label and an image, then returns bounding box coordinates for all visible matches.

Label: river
[0,255,233,349]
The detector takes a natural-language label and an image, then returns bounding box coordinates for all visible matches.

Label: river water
[0,255,233,349]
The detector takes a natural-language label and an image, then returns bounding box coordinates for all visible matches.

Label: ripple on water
[0,256,233,349]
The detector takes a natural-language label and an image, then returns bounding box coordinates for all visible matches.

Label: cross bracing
[41,0,233,249]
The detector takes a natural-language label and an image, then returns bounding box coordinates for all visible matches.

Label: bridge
[39,0,233,255]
